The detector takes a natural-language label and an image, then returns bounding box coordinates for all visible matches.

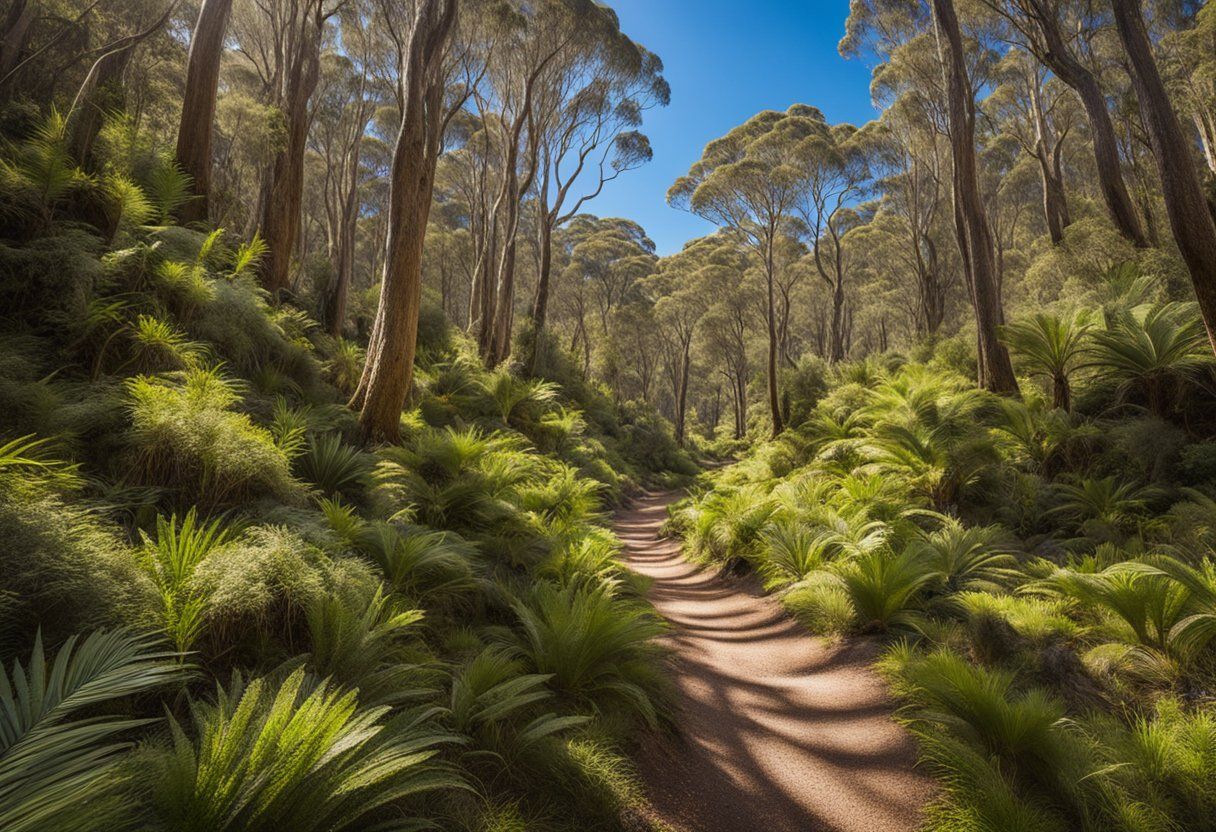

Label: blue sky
[587,0,880,255]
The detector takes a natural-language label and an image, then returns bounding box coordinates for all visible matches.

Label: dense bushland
[671,289,1216,830]
[0,115,693,831]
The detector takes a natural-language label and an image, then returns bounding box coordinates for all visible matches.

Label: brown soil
[615,490,934,832]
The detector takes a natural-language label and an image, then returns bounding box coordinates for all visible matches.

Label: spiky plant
[305,584,431,705]
[899,650,1082,809]
[295,433,368,497]
[139,508,231,653]
[0,630,184,832]
[150,668,462,832]
[0,110,90,229]
[124,314,205,373]
[483,371,559,428]
[837,546,933,632]
[1086,302,1213,419]
[449,647,588,762]
[355,522,476,601]
[910,515,1019,596]
[1000,312,1091,411]
[325,338,364,396]
[1046,476,1151,534]
[1033,562,1191,657]
[511,580,667,726]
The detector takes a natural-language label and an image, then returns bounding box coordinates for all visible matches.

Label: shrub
[510,580,667,727]
[0,471,152,647]
[149,668,461,832]
[125,368,302,508]
[0,630,184,832]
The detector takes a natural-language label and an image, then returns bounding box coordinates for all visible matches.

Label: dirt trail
[616,490,933,832]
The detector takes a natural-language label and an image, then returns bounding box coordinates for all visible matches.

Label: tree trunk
[350,0,457,442]
[0,0,35,90]
[764,240,784,437]
[323,182,359,337]
[258,18,322,295]
[935,0,1019,395]
[1110,0,1216,353]
[528,217,554,372]
[1023,0,1147,247]
[174,0,233,224]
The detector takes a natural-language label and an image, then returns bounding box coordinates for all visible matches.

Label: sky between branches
[591,0,880,255]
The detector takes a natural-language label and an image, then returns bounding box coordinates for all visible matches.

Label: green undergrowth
[0,126,691,832]
[671,324,1216,831]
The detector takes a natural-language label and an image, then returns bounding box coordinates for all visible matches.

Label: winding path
[615,491,933,832]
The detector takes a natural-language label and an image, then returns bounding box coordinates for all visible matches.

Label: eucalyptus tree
[230,0,345,294]
[175,0,235,222]
[978,0,1149,247]
[551,214,656,375]
[670,105,827,437]
[310,8,380,336]
[794,119,873,363]
[985,50,1075,243]
[525,20,668,371]
[698,262,756,439]
[349,0,458,441]
[643,237,727,445]
[931,0,1019,394]
[1108,0,1216,354]
[474,0,628,366]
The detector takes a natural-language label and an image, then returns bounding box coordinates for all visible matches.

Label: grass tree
[1000,311,1091,410]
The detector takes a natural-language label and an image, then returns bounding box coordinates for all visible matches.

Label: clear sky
[587,0,880,255]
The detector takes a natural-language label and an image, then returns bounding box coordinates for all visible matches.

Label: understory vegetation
[0,118,694,830]
[671,295,1216,831]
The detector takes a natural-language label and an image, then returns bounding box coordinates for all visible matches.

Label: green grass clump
[125,367,303,507]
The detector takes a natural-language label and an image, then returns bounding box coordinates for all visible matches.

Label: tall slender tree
[175,0,235,223]
[350,0,458,441]
[1109,0,1216,352]
[932,0,1019,394]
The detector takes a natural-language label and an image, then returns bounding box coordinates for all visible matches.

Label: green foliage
[125,368,302,507]
[0,631,184,832]
[1086,302,1213,419]
[294,433,369,498]
[511,580,667,727]
[150,668,461,832]
[139,509,231,652]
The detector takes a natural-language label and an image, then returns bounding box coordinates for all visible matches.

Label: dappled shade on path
[617,491,933,832]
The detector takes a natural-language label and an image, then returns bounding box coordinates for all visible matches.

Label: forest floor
[615,491,934,832]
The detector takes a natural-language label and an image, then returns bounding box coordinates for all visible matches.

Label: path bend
[616,490,933,832]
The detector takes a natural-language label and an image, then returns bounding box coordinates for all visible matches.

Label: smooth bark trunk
[1110,0,1216,352]
[350,0,457,441]
[174,0,233,224]
[935,0,1019,395]
[257,17,322,294]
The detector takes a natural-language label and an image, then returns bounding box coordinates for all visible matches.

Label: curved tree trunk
[935,0,1019,395]
[1022,0,1147,247]
[1110,0,1216,353]
[350,0,457,441]
[174,0,233,224]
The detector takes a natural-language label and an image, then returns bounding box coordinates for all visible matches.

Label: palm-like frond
[1000,312,1091,410]
[511,580,667,726]
[0,630,184,832]
[1086,302,1213,417]
[153,668,462,832]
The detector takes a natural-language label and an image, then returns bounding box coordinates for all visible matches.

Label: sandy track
[615,491,933,832]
